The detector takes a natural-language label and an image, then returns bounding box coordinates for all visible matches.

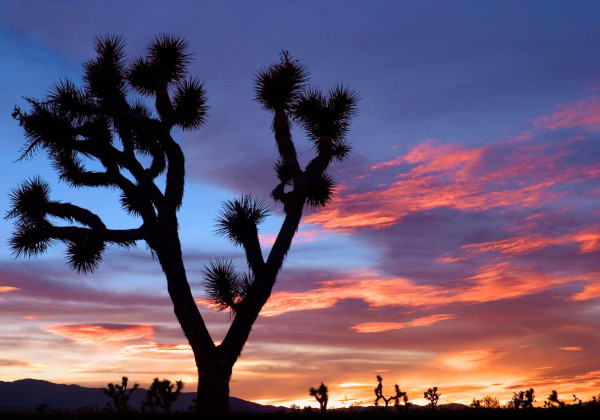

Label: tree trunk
[195,356,232,414]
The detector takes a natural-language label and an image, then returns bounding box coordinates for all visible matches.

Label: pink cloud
[44,324,154,344]
[351,313,455,333]
[119,342,193,357]
[456,226,600,257]
[0,286,18,293]
[304,138,595,231]
[533,96,600,130]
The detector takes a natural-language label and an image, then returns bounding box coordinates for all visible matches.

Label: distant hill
[0,379,283,413]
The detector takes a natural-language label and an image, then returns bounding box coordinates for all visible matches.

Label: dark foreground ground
[2,406,600,420]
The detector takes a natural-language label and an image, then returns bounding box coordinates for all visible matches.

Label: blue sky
[1,0,600,408]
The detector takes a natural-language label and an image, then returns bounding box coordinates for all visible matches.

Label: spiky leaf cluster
[216,195,269,246]
[83,35,127,104]
[128,34,190,95]
[306,172,335,209]
[202,259,251,312]
[294,85,358,154]
[7,178,53,257]
[172,78,207,130]
[254,51,308,111]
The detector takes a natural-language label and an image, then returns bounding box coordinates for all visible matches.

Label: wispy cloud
[197,263,586,317]
[44,324,155,345]
[351,313,455,333]
[305,138,596,232]
[534,96,600,131]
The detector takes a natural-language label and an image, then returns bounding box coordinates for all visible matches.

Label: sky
[1,0,600,409]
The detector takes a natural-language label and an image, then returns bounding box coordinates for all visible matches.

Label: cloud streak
[351,314,455,333]
[44,324,155,345]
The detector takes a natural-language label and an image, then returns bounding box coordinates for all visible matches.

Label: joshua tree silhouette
[424,387,441,410]
[309,382,329,414]
[142,378,184,414]
[545,390,565,408]
[510,388,535,409]
[103,376,139,412]
[8,35,357,414]
[374,375,408,409]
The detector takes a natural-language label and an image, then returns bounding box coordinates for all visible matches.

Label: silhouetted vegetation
[544,390,565,408]
[141,378,183,414]
[309,383,329,414]
[424,387,441,410]
[8,35,357,414]
[103,377,139,412]
[509,388,535,409]
[373,376,409,410]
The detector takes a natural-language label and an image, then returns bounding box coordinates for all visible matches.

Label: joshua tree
[573,394,582,406]
[482,396,500,409]
[511,388,535,409]
[103,376,139,412]
[470,398,482,409]
[8,35,357,414]
[424,387,441,410]
[142,378,184,414]
[545,390,565,408]
[393,384,409,411]
[309,382,329,414]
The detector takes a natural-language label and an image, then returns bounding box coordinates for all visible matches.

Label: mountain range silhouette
[0,379,282,413]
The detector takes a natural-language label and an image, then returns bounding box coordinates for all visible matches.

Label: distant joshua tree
[309,382,329,414]
[142,378,184,414]
[545,390,565,408]
[8,34,357,415]
[470,398,482,409]
[374,375,408,409]
[590,394,600,406]
[482,395,500,409]
[424,387,441,410]
[510,388,535,409]
[573,394,582,406]
[103,376,139,412]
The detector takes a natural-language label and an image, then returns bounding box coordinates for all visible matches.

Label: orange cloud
[533,96,600,130]
[441,348,509,371]
[559,347,582,351]
[0,286,18,293]
[351,313,455,333]
[44,324,154,345]
[570,282,600,301]
[197,263,579,316]
[119,342,193,356]
[456,226,600,257]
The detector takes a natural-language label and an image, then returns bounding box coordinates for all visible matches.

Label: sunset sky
[1,0,600,409]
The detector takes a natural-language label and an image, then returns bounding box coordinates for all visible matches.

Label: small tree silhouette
[142,378,184,414]
[545,390,565,408]
[483,396,500,408]
[573,394,582,406]
[309,382,328,414]
[373,375,407,409]
[103,376,139,412]
[470,398,482,409]
[590,394,600,406]
[8,35,357,414]
[511,388,535,409]
[424,387,441,410]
